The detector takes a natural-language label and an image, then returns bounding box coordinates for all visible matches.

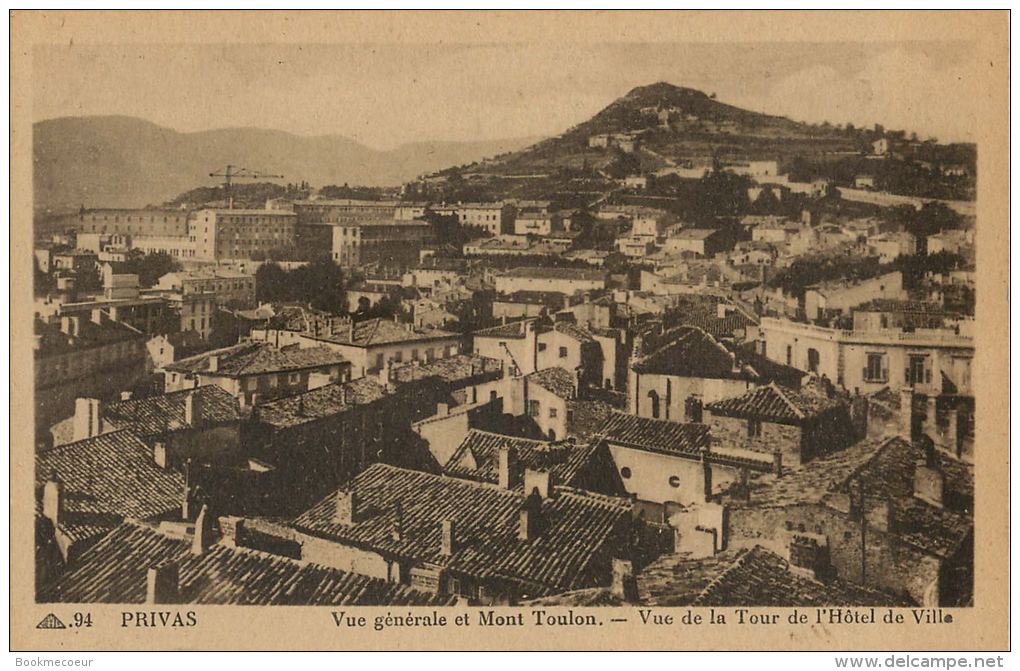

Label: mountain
[459,82,865,178]
[32,116,539,211]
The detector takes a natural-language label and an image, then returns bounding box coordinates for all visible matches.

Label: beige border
[10,10,1010,651]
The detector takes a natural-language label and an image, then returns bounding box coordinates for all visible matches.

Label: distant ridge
[33,115,539,210]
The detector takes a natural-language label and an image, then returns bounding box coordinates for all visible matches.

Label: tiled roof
[391,354,504,387]
[526,367,576,400]
[726,435,897,509]
[39,522,454,606]
[639,546,912,607]
[473,320,534,340]
[255,377,394,430]
[36,431,184,543]
[165,342,348,377]
[597,412,711,458]
[443,430,597,488]
[501,267,607,282]
[304,317,458,348]
[553,322,596,343]
[706,383,844,425]
[101,386,242,438]
[633,327,804,385]
[289,463,632,596]
[34,316,144,358]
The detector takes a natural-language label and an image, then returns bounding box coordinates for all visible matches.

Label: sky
[33,41,980,150]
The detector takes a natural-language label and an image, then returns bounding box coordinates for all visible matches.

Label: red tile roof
[444,430,597,488]
[39,522,455,606]
[102,385,242,437]
[36,431,185,543]
[166,342,348,377]
[597,412,711,458]
[289,463,631,597]
[706,383,844,425]
[526,367,576,400]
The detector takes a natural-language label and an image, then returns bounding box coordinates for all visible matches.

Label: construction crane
[208,165,284,209]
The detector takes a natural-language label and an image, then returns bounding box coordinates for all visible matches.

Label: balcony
[761,318,974,350]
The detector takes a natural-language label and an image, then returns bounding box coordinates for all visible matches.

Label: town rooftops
[553,321,597,343]
[632,326,804,385]
[443,430,598,488]
[391,354,503,387]
[597,412,711,458]
[165,342,348,377]
[705,383,845,425]
[39,521,454,606]
[36,430,185,544]
[500,267,608,282]
[670,228,720,240]
[639,546,913,608]
[297,316,458,348]
[34,315,144,358]
[288,463,632,597]
[197,208,297,217]
[50,385,242,446]
[525,367,576,400]
[253,376,430,430]
[472,319,535,340]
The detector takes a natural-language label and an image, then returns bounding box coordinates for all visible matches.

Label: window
[648,390,660,419]
[807,348,820,373]
[907,355,930,386]
[685,396,703,423]
[528,400,540,418]
[864,353,887,382]
[288,372,301,384]
[268,374,279,388]
[394,351,403,363]
[668,476,681,488]
[246,378,258,391]
[559,346,568,358]
[549,407,558,419]
[747,419,763,438]
[538,343,547,352]
[620,467,632,479]
[786,345,793,366]
[411,349,419,361]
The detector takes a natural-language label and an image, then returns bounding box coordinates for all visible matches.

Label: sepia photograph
[9,10,1010,653]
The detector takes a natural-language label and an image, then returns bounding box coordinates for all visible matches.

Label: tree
[117,251,182,288]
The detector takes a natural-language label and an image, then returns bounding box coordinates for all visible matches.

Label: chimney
[914,452,945,508]
[518,490,543,541]
[90,308,104,325]
[60,315,80,338]
[72,398,102,441]
[153,443,168,469]
[334,489,362,525]
[899,389,914,441]
[865,498,894,533]
[391,502,404,541]
[523,469,552,500]
[610,557,639,602]
[701,454,713,502]
[377,360,393,389]
[498,446,520,490]
[716,303,730,319]
[120,391,133,401]
[146,563,180,605]
[220,516,245,548]
[191,504,212,555]
[772,450,783,477]
[42,475,63,526]
[923,395,938,443]
[208,355,219,373]
[440,519,456,556]
[184,391,197,426]
[944,408,960,457]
